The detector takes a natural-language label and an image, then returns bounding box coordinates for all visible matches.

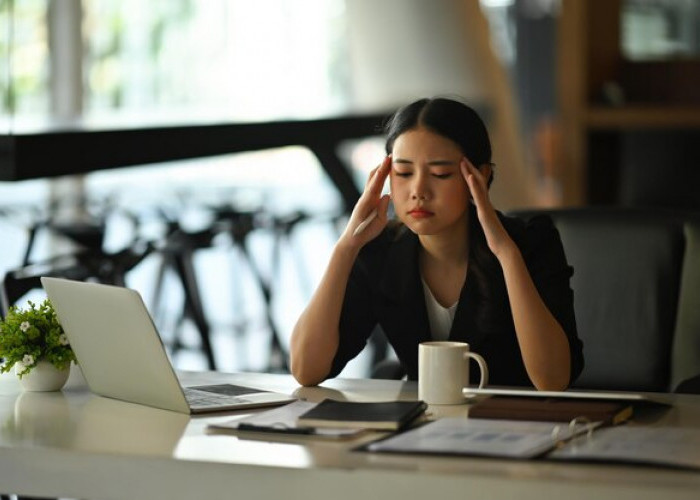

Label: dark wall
[586,129,700,211]
[619,130,700,210]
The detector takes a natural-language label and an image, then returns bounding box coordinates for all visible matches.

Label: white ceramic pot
[16,360,70,391]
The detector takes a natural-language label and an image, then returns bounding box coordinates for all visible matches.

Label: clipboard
[462,387,673,406]
[468,395,634,425]
[365,417,599,459]
[549,425,700,470]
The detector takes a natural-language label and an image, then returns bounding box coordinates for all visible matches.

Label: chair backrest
[1,260,89,318]
[512,207,700,392]
[672,222,700,390]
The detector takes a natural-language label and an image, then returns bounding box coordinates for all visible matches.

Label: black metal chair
[147,205,291,373]
[1,242,153,318]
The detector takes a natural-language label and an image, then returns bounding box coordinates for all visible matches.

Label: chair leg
[174,250,217,370]
[235,241,287,373]
[148,250,174,325]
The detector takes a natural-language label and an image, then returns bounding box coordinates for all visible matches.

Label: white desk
[1,368,700,500]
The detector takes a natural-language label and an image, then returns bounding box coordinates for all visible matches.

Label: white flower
[15,361,28,374]
[59,334,69,346]
[20,321,31,332]
[22,354,35,366]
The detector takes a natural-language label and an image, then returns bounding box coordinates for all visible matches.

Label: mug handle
[464,352,489,388]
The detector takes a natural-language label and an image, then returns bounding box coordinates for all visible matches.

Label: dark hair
[383,97,493,184]
[385,98,502,317]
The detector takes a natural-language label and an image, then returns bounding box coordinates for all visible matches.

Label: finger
[366,155,391,197]
[354,156,391,225]
[465,163,492,207]
[460,156,473,183]
[364,166,379,189]
[367,193,391,232]
[351,193,391,238]
[377,193,391,222]
[461,157,487,187]
[467,174,488,209]
[461,160,489,208]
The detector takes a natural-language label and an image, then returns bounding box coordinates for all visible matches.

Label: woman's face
[390,127,470,236]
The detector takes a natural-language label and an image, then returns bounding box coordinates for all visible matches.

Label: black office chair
[675,374,700,394]
[670,220,700,391]
[512,207,700,392]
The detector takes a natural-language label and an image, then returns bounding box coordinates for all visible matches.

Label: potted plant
[0,299,77,391]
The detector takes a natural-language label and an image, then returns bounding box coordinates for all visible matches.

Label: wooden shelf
[584,106,700,129]
[558,0,700,205]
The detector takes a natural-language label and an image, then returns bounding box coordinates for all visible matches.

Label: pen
[237,423,314,435]
[352,209,378,236]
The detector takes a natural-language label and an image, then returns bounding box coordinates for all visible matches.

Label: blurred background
[2,0,699,378]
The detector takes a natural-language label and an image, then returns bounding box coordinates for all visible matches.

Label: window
[2,0,351,126]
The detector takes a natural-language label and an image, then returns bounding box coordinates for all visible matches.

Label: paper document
[367,418,588,459]
[549,425,700,470]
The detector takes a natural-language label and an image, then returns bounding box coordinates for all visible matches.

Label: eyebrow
[393,158,458,166]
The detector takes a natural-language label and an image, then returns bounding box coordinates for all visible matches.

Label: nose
[411,171,429,201]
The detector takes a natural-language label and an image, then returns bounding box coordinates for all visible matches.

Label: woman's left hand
[460,157,516,259]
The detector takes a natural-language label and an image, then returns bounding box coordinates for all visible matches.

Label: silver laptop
[41,277,295,414]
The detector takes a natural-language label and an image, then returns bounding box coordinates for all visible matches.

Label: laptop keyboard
[187,384,263,396]
[183,384,262,407]
[184,389,245,407]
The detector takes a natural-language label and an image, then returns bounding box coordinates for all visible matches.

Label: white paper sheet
[549,426,700,469]
[367,418,576,459]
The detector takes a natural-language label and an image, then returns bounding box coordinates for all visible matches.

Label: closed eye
[433,173,453,179]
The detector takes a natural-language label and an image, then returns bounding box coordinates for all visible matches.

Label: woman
[290,97,583,390]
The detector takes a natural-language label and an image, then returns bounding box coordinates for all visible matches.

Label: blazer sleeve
[516,214,585,385]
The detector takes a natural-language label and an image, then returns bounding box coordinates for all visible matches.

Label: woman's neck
[418,212,470,307]
[418,212,470,265]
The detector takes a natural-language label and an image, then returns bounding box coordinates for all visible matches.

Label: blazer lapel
[449,255,489,347]
[378,228,431,345]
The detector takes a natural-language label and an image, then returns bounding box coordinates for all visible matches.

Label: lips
[408,209,434,218]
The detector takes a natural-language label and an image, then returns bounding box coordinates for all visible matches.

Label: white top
[422,278,458,340]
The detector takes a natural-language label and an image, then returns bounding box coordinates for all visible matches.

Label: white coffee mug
[418,341,489,405]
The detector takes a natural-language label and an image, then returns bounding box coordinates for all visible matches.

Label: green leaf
[0,299,75,376]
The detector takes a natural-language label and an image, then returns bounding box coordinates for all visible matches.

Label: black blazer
[329,209,584,387]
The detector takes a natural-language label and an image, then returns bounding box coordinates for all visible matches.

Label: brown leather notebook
[468,396,633,425]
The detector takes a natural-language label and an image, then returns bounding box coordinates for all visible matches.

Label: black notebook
[296,399,428,430]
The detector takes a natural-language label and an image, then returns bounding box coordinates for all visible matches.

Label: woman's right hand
[291,155,392,386]
[340,155,392,247]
